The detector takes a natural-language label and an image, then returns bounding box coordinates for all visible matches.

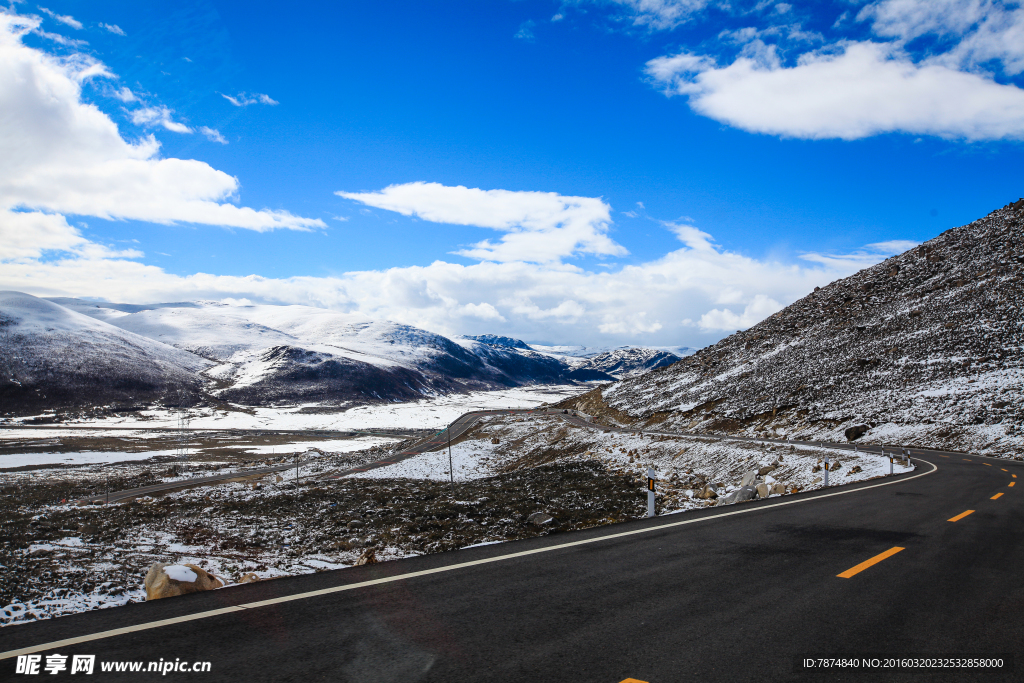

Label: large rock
[740,470,758,487]
[145,562,224,601]
[717,485,757,506]
[527,512,554,526]
[755,483,770,499]
[845,424,869,441]
[770,483,786,495]
[757,465,776,476]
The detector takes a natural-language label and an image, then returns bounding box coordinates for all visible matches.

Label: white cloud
[199,126,228,144]
[222,92,279,106]
[604,0,710,31]
[515,20,536,41]
[865,239,921,253]
[699,294,782,332]
[0,214,901,346]
[130,105,192,133]
[112,86,136,102]
[860,0,1024,76]
[38,6,82,30]
[34,28,87,47]
[0,13,323,232]
[646,40,1024,139]
[100,23,126,36]
[338,182,628,264]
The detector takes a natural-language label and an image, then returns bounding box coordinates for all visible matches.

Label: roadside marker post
[823,454,829,487]
[889,452,894,476]
[647,468,656,518]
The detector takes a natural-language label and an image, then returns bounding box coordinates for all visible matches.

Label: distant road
[73,406,975,504]
[7,450,1023,682]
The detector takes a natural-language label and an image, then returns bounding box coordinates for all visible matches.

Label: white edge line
[0,458,937,661]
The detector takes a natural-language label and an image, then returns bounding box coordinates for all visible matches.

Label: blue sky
[2,0,1023,347]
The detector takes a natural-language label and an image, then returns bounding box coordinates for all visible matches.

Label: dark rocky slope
[561,199,1024,458]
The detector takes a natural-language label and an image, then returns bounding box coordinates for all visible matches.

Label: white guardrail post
[647,467,656,518]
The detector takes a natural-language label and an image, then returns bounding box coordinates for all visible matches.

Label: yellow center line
[983,463,992,466]
[620,679,650,683]
[1009,482,1015,487]
[838,547,905,579]
[1002,468,1008,472]
[991,493,1004,500]
[948,510,975,522]
[939,455,949,458]
[1014,474,1018,479]
[963,458,973,462]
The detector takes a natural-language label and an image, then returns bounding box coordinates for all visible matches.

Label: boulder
[741,470,758,487]
[755,483,770,499]
[757,465,776,476]
[491,437,500,444]
[850,465,863,474]
[830,461,842,471]
[527,512,554,526]
[845,424,869,441]
[238,572,261,584]
[347,520,364,529]
[145,562,224,601]
[717,485,757,506]
[812,476,822,484]
[770,483,786,495]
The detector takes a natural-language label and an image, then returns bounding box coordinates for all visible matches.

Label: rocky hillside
[561,199,1024,458]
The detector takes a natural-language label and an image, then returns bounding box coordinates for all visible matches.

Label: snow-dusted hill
[0,292,211,415]
[560,199,1024,458]
[530,344,686,379]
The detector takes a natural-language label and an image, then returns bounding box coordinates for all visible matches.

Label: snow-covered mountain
[0,292,211,415]
[560,199,1024,458]
[530,344,688,379]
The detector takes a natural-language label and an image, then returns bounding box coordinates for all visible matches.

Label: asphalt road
[6,450,1022,682]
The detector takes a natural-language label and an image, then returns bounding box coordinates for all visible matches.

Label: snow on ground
[0,450,179,469]
[349,413,914,514]
[1,385,583,433]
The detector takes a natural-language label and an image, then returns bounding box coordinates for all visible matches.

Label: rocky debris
[355,548,378,566]
[845,425,869,441]
[238,572,261,584]
[741,470,757,487]
[527,512,554,527]
[755,483,770,499]
[491,437,500,444]
[770,483,786,495]
[850,465,863,474]
[830,461,842,471]
[144,562,224,601]
[757,464,777,476]
[563,199,1024,458]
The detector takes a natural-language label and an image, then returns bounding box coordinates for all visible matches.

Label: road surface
[5,450,1022,682]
